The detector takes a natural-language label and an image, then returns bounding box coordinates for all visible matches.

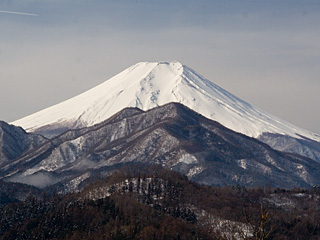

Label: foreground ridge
[3,103,320,190]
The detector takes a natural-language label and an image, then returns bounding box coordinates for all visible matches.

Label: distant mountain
[258,133,320,163]
[11,61,320,161]
[2,103,320,190]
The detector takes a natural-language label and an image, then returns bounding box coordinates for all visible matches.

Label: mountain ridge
[0,121,46,165]
[2,103,320,190]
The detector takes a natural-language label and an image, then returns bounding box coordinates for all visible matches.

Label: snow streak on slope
[12,61,320,141]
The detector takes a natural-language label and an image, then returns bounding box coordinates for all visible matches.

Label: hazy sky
[1,0,320,134]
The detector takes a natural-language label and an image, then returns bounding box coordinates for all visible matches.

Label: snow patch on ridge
[177,153,198,165]
[238,159,247,170]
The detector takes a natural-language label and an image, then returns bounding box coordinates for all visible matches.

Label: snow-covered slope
[12,61,320,142]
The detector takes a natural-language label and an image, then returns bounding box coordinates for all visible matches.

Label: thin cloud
[0,10,38,17]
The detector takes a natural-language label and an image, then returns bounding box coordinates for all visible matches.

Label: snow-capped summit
[12,61,320,142]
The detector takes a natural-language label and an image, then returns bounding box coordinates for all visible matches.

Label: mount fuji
[12,61,320,160]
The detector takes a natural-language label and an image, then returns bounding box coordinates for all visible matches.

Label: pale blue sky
[1,0,320,133]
